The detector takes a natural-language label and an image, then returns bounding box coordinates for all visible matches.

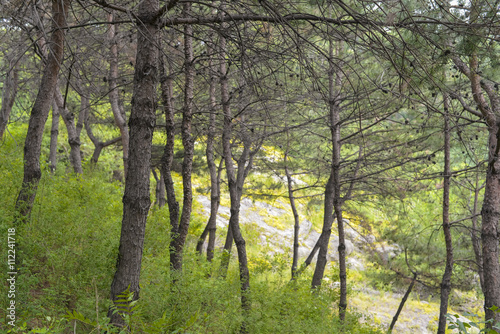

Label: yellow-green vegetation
[0,125,382,333]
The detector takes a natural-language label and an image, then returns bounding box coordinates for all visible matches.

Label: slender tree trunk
[159,46,180,271]
[451,4,500,323]
[15,0,69,220]
[158,168,167,207]
[388,273,417,333]
[196,34,222,261]
[311,38,347,322]
[81,90,120,165]
[294,237,322,277]
[168,4,195,271]
[219,24,251,331]
[437,96,453,334]
[311,174,334,289]
[0,57,18,139]
[471,174,484,292]
[222,96,251,334]
[331,43,347,323]
[152,168,166,207]
[53,88,83,174]
[48,102,60,172]
[469,52,500,327]
[108,0,160,326]
[285,130,300,279]
[108,12,129,179]
[196,160,223,261]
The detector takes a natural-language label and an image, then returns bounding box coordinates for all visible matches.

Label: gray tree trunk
[437,96,453,334]
[107,12,129,179]
[15,0,69,220]
[196,32,222,262]
[219,27,253,332]
[159,49,180,271]
[452,50,500,328]
[0,56,18,139]
[108,0,161,326]
[284,131,300,279]
[53,87,83,174]
[48,102,59,172]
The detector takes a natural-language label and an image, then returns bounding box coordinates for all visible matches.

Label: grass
[0,125,382,333]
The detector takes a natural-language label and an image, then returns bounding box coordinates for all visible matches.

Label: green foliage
[447,307,500,334]
[0,126,381,333]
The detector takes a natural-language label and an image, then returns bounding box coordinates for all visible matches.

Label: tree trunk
[219,23,251,331]
[310,38,347,322]
[471,174,484,292]
[158,168,167,207]
[152,168,166,207]
[168,4,195,272]
[15,0,69,220]
[0,57,18,139]
[481,127,500,327]
[388,273,417,333]
[311,174,334,289]
[284,130,300,279]
[159,48,180,270]
[196,161,223,261]
[48,102,59,173]
[451,4,500,323]
[108,12,129,179]
[294,236,322,277]
[108,0,160,326]
[53,87,83,174]
[469,53,500,327]
[81,89,121,165]
[196,34,222,262]
[437,96,453,334]
[222,94,251,334]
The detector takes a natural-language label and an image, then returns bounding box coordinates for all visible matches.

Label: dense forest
[1,0,500,332]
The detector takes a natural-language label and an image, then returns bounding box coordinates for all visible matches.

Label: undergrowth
[0,126,381,333]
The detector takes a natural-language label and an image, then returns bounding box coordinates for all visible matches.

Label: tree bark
[294,236,322,277]
[196,161,223,261]
[0,56,18,139]
[450,4,500,324]
[107,11,129,179]
[48,102,60,173]
[108,0,160,326]
[480,128,500,327]
[152,168,166,208]
[470,174,484,292]
[388,273,417,333]
[53,87,83,174]
[437,95,453,334]
[311,173,334,289]
[15,0,69,220]
[196,33,222,262]
[159,49,180,271]
[311,37,347,321]
[169,3,195,272]
[284,130,300,279]
[471,54,500,327]
[219,22,252,331]
[81,89,121,165]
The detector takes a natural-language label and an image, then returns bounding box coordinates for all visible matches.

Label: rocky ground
[196,195,483,333]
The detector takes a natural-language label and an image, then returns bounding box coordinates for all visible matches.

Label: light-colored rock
[365,234,376,244]
[375,243,401,263]
[299,219,312,237]
[348,257,365,271]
